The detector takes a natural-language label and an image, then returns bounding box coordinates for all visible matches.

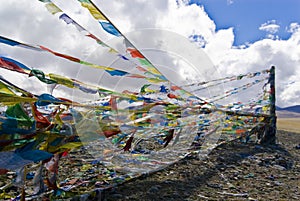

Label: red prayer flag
[0,58,28,74]
[167,93,178,99]
[31,103,51,127]
[171,86,181,91]
[127,48,144,59]
[39,46,81,63]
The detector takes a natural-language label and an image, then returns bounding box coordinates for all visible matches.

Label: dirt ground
[101,129,300,201]
[1,128,299,201]
[277,118,300,133]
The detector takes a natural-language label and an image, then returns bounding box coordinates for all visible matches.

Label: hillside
[276,105,300,118]
[103,130,300,201]
[276,105,300,113]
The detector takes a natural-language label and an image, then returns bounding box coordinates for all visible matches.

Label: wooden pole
[261,66,276,144]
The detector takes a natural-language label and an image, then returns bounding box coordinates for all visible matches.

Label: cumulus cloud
[259,20,280,33]
[212,30,300,107]
[287,22,300,33]
[0,0,299,107]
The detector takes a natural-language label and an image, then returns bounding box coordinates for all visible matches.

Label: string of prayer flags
[0,1,276,198]
[0,36,152,80]
[76,0,169,81]
[38,0,151,74]
[77,0,121,36]
[0,36,42,51]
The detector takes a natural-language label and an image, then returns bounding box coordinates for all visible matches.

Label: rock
[110,193,124,199]
[164,180,173,184]
[267,174,275,180]
[266,182,272,186]
[147,185,161,193]
[0,180,4,186]
[216,163,227,171]
[273,164,286,171]
[274,181,283,186]
[241,160,251,166]
[198,194,209,199]
[244,173,255,178]
[227,182,236,189]
[206,183,222,189]
[254,145,264,150]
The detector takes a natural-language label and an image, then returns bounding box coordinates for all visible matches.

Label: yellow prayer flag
[109,48,118,54]
[0,93,37,105]
[146,66,161,75]
[146,78,166,83]
[49,74,75,88]
[81,2,106,20]
[45,2,62,15]
[58,142,83,150]
[144,88,157,93]
[0,81,15,95]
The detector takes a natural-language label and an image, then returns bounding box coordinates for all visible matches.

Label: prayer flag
[99,21,121,36]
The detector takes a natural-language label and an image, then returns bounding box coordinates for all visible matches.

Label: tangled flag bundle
[0,0,274,200]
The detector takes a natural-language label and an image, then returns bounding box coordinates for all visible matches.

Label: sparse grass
[277,118,300,133]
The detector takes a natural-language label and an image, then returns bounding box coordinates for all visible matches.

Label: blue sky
[189,0,300,45]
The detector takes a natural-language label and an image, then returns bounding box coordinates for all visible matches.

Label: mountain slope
[276,105,300,118]
[276,105,300,113]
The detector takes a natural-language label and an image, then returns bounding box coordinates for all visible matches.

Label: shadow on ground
[97,130,298,201]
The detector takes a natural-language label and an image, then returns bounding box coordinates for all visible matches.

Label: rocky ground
[1,130,299,200]
[102,130,300,201]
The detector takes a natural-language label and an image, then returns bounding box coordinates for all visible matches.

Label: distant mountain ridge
[276,105,300,113]
[276,105,300,118]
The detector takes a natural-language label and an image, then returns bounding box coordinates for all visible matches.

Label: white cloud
[0,0,299,107]
[287,22,300,33]
[259,20,280,34]
[211,33,300,107]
